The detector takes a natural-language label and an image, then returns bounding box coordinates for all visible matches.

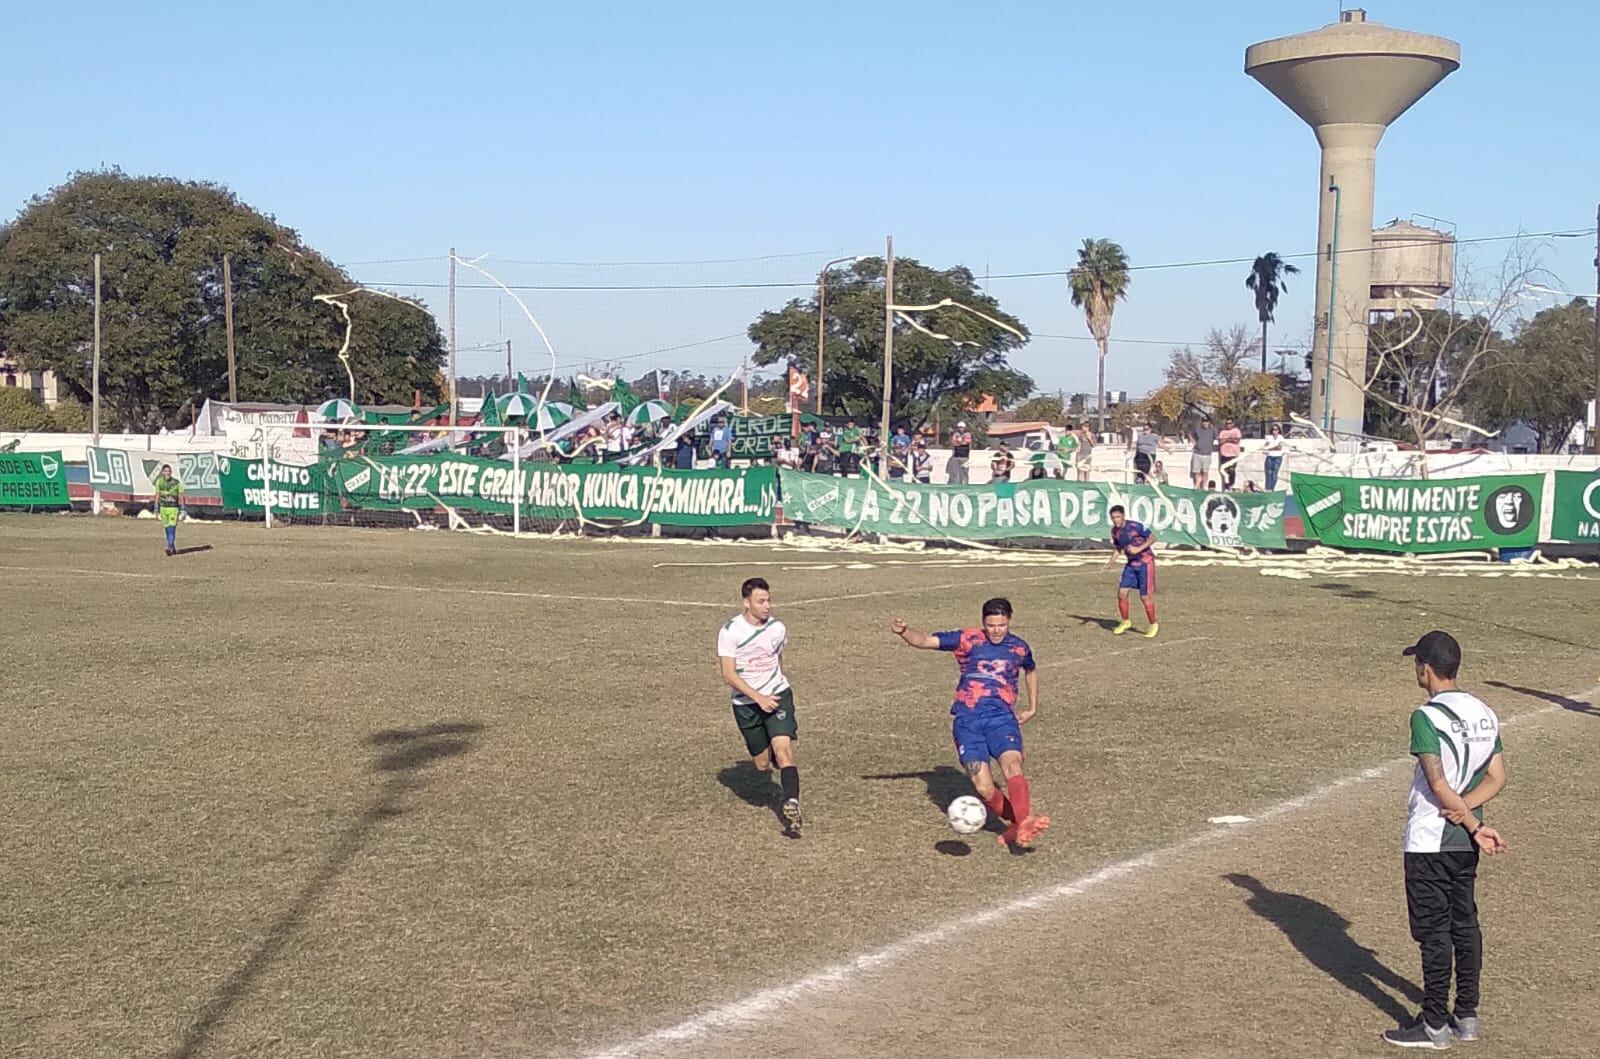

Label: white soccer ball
[946,795,988,835]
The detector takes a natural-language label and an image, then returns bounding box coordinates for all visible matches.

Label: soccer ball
[946,795,988,835]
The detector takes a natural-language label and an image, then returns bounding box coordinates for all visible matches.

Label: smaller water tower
[1368,219,1455,316]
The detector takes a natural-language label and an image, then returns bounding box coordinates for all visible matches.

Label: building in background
[0,350,61,407]
[1368,219,1455,316]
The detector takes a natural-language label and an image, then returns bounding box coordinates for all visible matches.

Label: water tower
[1246,9,1459,438]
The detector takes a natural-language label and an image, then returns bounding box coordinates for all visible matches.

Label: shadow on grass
[169,719,486,1059]
[1310,583,1594,651]
[1223,873,1420,1027]
[1069,614,1121,631]
[934,840,972,857]
[862,767,970,813]
[715,763,789,831]
[1484,679,1598,717]
[173,545,214,557]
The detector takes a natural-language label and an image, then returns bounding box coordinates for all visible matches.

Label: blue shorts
[1119,562,1154,595]
[952,710,1023,765]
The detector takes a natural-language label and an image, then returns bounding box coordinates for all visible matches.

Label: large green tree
[0,171,443,430]
[746,256,1031,430]
[1067,238,1131,435]
[1464,297,1594,452]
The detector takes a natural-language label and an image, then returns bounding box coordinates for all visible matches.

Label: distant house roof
[965,394,998,414]
[986,421,1052,436]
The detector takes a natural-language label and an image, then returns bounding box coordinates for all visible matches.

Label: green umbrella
[316,398,362,421]
[625,399,674,426]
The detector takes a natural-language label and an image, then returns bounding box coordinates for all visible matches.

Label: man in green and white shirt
[1384,631,1507,1050]
[717,577,802,834]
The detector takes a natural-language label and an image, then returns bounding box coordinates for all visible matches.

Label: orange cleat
[1015,815,1051,847]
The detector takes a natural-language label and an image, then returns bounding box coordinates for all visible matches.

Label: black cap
[1402,630,1461,673]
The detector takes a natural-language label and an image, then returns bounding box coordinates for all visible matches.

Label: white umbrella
[498,393,541,419]
[316,398,362,421]
[625,400,674,426]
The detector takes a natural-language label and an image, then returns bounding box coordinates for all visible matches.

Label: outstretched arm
[889,619,940,650]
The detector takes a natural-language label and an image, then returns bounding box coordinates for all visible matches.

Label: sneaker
[1383,1018,1452,1050]
[1112,620,1133,635]
[781,798,802,834]
[1143,623,1160,639]
[1448,1015,1481,1042]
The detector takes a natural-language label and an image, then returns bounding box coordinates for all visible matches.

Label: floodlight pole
[880,235,894,473]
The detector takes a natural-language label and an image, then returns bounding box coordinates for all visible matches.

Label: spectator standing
[990,443,1015,483]
[813,430,838,475]
[1133,424,1167,484]
[774,436,801,472]
[838,420,863,476]
[1218,417,1243,491]
[1190,416,1218,489]
[709,417,732,467]
[674,430,697,469]
[1262,422,1286,491]
[888,426,911,481]
[947,421,974,484]
[911,439,933,484]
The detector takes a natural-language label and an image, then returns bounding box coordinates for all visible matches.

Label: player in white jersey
[1383,631,1507,1051]
[716,577,802,834]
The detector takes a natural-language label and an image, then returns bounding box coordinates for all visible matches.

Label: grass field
[3,514,1599,1058]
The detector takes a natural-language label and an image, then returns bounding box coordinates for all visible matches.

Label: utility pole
[505,338,513,384]
[223,253,237,403]
[448,249,459,425]
[1592,203,1600,453]
[92,253,102,514]
[880,235,895,473]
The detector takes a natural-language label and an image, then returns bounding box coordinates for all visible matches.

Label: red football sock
[1143,598,1157,623]
[1008,776,1032,822]
[981,789,1015,823]
[1118,596,1130,620]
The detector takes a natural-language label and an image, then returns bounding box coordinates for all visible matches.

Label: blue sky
[5,0,1594,396]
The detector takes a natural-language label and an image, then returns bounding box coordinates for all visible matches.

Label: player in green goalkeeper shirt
[154,464,184,555]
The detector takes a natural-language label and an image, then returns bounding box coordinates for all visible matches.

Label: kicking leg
[1114,588,1133,634]
[997,751,1049,847]
[965,759,1014,825]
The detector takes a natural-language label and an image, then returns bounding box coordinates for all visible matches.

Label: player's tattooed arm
[1418,752,1492,845]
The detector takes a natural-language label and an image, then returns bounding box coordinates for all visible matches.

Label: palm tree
[1245,252,1300,373]
[1067,238,1131,435]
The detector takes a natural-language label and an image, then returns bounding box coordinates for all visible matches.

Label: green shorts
[159,506,181,528]
[731,687,798,757]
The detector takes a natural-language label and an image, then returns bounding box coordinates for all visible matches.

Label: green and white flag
[1292,473,1541,553]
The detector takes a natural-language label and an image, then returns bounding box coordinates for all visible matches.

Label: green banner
[0,451,70,508]
[728,414,826,459]
[777,470,1287,548]
[217,456,332,513]
[329,453,777,526]
[1292,473,1542,553]
[1549,470,1600,543]
[85,447,223,502]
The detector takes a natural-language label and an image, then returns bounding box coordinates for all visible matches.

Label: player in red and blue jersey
[890,598,1050,849]
[1106,504,1158,638]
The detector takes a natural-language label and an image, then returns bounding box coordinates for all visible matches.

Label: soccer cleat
[781,798,803,834]
[1144,623,1159,639]
[1448,1016,1481,1042]
[1016,815,1051,847]
[1382,1018,1452,1050]
[1112,620,1133,636]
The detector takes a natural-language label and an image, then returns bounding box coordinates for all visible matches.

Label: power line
[340,249,849,269]
[352,227,1597,293]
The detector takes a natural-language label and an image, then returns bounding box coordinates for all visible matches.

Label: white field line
[572,687,1593,1059]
